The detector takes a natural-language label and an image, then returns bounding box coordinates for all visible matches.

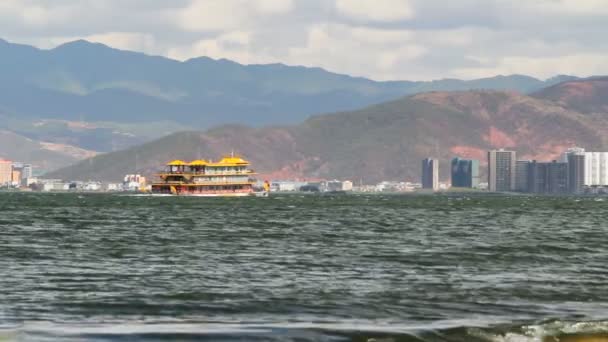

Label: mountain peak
[54,39,111,51]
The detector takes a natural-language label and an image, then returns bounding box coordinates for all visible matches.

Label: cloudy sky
[1,0,607,81]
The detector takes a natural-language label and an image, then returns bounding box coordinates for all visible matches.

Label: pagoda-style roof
[209,156,250,167]
[220,156,249,164]
[189,160,208,166]
[167,160,187,166]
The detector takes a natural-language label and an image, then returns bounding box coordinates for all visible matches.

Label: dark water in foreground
[1,193,608,341]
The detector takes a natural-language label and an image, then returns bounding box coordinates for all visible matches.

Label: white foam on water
[469,320,608,342]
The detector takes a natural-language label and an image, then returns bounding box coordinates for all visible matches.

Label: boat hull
[173,192,253,197]
[148,188,269,197]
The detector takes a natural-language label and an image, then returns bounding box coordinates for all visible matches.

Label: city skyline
[7,144,608,194]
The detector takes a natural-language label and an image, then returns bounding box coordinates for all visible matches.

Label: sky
[0,0,607,81]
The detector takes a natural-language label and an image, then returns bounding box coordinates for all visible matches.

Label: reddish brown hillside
[532,77,608,114]
[49,87,608,184]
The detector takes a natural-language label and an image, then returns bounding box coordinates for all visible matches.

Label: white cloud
[168,31,259,63]
[2,0,608,81]
[335,0,414,22]
[0,0,73,28]
[177,0,294,32]
[526,0,608,15]
[288,24,426,79]
[256,0,295,14]
[93,32,157,51]
[177,1,245,32]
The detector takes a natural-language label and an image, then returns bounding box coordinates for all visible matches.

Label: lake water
[1,192,607,341]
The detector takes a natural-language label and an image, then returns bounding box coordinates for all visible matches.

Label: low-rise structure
[40,179,70,192]
[123,174,147,191]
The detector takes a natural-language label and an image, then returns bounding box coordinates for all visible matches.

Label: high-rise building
[562,148,608,187]
[10,162,33,186]
[421,158,439,191]
[561,147,586,162]
[488,149,517,192]
[22,164,33,180]
[451,158,479,188]
[0,159,12,185]
[11,169,22,184]
[583,152,608,186]
[568,152,586,194]
[547,161,569,194]
[527,160,569,194]
[515,160,530,192]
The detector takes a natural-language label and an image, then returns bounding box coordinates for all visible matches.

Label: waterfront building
[583,152,608,186]
[325,180,344,192]
[561,147,586,163]
[421,158,439,191]
[300,182,321,192]
[342,180,354,191]
[22,164,33,180]
[0,159,12,185]
[9,162,34,186]
[11,169,22,185]
[83,182,102,191]
[488,149,517,192]
[271,181,299,192]
[40,179,70,192]
[567,152,586,194]
[123,174,147,191]
[451,158,479,188]
[23,177,38,187]
[562,148,608,187]
[106,183,121,191]
[515,160,530,192]
[527,161,569,194]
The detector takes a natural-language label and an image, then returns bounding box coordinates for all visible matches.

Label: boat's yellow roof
[209,156,250,166]
[167,160,187,166]
[189,160,208,166]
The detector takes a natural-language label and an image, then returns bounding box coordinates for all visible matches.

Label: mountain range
[48,77,608,183]
[0,38,583,172]
[0,38,576,127]
[2,38,605,179]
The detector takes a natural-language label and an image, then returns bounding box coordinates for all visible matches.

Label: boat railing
[161,170,254,176]
[155,181,256,185]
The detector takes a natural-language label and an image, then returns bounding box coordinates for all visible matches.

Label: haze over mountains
[1,38,603,179]
[49,77,608,183]
[1,38,576,126]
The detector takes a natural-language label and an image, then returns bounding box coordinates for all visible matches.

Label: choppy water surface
[1,193,607,341]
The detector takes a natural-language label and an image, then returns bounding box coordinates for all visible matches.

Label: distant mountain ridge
[0,38,578,128]
[0,38,596,172]
[531,76,608,114]
[47,78,608,183]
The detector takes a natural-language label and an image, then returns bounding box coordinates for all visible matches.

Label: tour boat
[150,154,270,197]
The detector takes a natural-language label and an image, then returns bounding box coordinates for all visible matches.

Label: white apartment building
[583,152,608,186]
[562,148,608,186]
